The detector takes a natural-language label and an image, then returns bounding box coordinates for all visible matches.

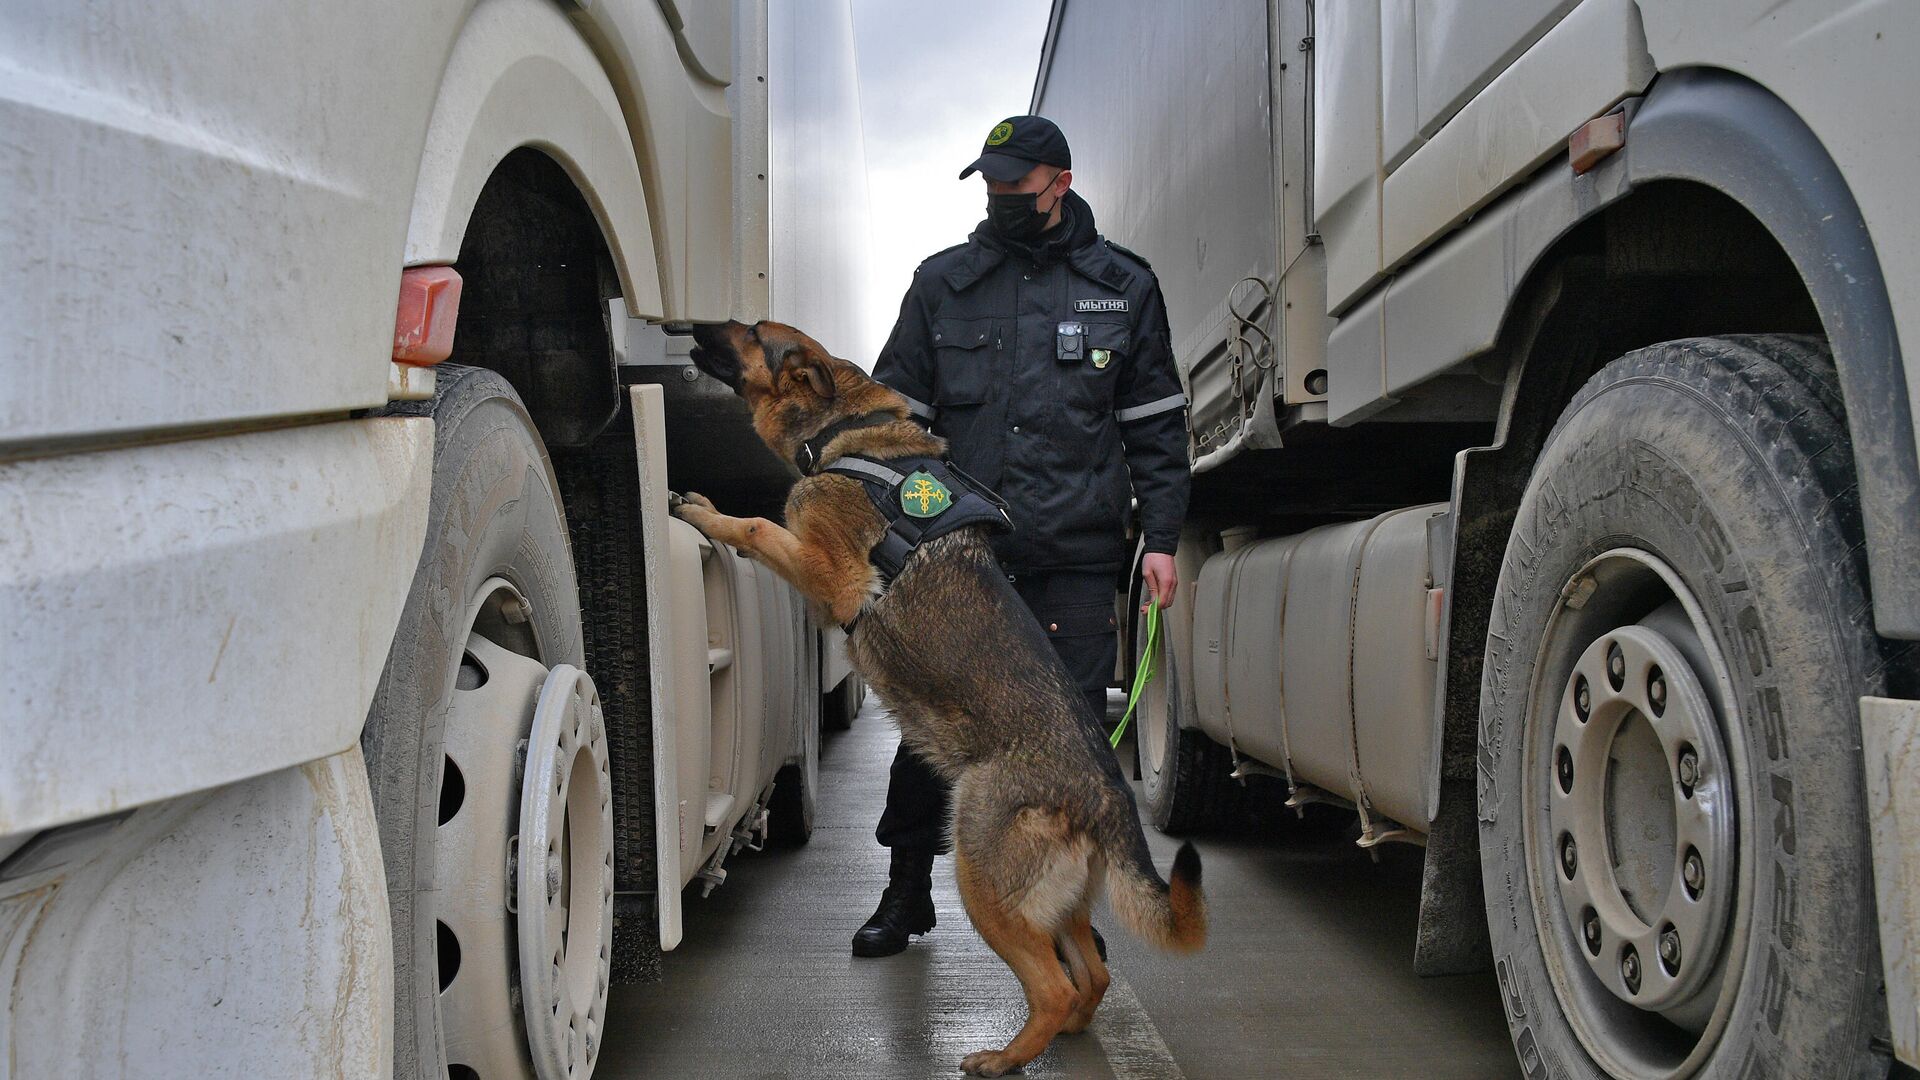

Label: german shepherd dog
[674,320,1205,1076]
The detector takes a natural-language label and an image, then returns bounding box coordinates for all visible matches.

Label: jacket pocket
[930,316,999,406]
[1037,600,1119,639]
[1060,322,1130,413]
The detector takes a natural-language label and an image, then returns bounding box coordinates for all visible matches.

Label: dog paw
[670,492,718,530]
[959,1050,1020,1077]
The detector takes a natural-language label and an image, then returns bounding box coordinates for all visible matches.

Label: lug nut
[1648,666,1667,715]
[1557,746,1575,793]
[1607,642,1626,690]
[1677,747,1700,791]
[1583,910,1602,955]
[1560,834,1579,879]
[1575,676,1592,722]
[1660,927,1683,973]
[1683,848,1705,898]
[1621,945,1642,993]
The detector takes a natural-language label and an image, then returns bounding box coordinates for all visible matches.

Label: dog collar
[794,411,902,475]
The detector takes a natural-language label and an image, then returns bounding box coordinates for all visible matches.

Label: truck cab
[0,1,868,1077]
[1035,1,1920,1075]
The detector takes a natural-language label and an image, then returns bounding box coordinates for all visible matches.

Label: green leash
[1109,600,1161,749]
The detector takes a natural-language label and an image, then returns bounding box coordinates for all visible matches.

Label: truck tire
[1137,609,1241,833]
[1478,336,1894,1079]
[823,671,864,731]
[364,366,607,1080]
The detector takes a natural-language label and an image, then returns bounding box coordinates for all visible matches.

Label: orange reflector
[393,266,463,365]
[1569,112,1625,175]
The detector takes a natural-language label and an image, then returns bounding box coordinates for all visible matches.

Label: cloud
[850,0,1053,357]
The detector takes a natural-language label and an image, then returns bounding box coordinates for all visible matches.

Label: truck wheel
[1478,337,1892,1078]
[1137,609,1240,833]
[823,672,864,732]
[769,677,822,846]
[364,366,613,1080]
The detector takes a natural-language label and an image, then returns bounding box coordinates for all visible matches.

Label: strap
[824,456,907,487]
[794,411,901,474]
[1115,392,1187,424]
[1109,601,1161,747]
[897,393,936,421]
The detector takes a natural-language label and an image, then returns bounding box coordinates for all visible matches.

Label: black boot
[851,849,937,957]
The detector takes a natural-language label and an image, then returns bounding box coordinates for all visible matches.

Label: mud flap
[629,384,684,951]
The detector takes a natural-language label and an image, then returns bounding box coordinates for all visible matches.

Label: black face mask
[986,173,1062,240]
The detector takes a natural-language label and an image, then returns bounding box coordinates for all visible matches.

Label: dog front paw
[959,1050,1020,1077]
[670,491,718,529]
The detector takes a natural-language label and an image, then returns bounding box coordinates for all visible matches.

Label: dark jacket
[872,190,1190,574]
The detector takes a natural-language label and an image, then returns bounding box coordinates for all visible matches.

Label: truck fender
[1623,69,1920,637]
[401,0,663,319]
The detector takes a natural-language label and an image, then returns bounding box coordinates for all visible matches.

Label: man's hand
[1141,552,1178,610]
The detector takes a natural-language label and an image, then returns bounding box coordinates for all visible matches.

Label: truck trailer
[1034,1,1920,1076]
[0,1,869,1077]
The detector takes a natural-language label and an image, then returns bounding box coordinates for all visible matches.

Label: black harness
[822,454,1012,583]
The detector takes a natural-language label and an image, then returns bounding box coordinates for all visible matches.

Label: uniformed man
[853,115,1191,957]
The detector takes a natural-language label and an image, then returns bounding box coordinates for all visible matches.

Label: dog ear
[779,345,838,401]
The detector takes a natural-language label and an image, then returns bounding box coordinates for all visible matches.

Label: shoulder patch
[1103,239,1154,272]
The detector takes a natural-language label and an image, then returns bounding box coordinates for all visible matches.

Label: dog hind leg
[955,851,1078,1077]
[1059,905,1110,1034]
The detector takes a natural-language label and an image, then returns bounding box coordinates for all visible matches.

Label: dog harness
[822,454,1013,583]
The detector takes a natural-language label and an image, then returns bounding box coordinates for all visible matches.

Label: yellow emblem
[901,471,952,518]
[987,121,1014,146]
[1090,348,1112,370]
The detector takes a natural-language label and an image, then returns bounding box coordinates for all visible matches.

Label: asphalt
[600,694,1519,1079]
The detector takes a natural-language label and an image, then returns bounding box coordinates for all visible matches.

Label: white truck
[1036,2,1920,1077]
[0,1,868,1077]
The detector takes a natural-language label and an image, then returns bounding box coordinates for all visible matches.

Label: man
[854,115,1191,957]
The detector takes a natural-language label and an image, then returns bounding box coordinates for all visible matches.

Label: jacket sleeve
[1115,280,1191,556]
[870,272,938,424]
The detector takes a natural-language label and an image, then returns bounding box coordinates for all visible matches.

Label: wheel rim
[1524,550,1751,1078]
[516,664,614,1080]
[434,579,612,1080]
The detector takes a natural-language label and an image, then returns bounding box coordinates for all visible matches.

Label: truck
[1034,1,1920,1076]
[0,0,869,1076]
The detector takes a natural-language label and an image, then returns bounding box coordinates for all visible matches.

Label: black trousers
[874,567,1118,854]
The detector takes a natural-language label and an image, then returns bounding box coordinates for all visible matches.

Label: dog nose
[690,321,738,349]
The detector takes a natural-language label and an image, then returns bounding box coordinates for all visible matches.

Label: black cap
[959,115,1071,181]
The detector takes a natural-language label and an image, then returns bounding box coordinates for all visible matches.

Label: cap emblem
[986,121,1014,146]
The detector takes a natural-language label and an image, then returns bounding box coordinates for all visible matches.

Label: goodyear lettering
[1738,605,1773,677]
[1758,686,1789,762]
[1773,861,1797,949]
[1761,946,1789,1034]
[1771,773,1797,856]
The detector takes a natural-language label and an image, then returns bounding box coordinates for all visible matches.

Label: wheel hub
[1548,624,1735,1013]
[516,664,614,1080]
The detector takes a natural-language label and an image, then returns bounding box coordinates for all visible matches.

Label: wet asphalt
[600,694,1519,1079]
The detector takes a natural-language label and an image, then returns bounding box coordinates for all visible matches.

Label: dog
[672,320,1205,1077]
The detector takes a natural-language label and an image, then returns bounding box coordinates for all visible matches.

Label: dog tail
[1102,829,1206,953]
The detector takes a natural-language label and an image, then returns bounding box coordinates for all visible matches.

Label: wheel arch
[1414,66,1920,968]
[1438,66,1918,796]
[402,0,663,320]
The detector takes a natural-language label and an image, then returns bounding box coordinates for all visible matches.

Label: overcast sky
[849,0,1054,360]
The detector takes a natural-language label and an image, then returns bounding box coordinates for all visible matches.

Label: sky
[848,0,1055,362]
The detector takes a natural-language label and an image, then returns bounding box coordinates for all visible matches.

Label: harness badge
[901,471,953,518]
